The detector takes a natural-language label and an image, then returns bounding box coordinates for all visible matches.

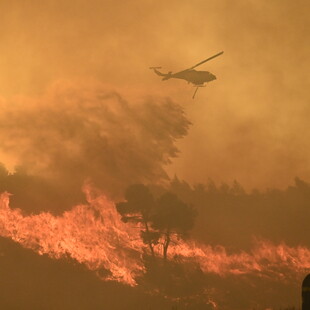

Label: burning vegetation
[0,181,309,309]
[0,83,309,309]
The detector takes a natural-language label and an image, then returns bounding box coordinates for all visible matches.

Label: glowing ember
[0,186,309,287]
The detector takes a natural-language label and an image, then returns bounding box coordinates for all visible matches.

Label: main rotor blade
[189,51,224,70]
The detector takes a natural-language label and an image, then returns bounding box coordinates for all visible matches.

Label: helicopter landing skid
[192,85,206,99]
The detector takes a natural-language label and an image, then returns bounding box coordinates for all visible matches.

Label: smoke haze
[1,1,310,309]
[1,0,310,189]
[0,80,190,212]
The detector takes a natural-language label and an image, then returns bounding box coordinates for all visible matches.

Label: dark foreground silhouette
[303,274,310,310]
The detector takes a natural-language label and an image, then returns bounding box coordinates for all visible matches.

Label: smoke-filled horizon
[1,0,310,190]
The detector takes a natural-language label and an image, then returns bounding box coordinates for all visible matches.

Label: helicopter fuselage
[168,69,216,85]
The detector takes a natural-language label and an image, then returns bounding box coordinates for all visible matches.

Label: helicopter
[150,51,223,99]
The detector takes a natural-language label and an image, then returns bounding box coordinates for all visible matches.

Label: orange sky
[1,0,310,190]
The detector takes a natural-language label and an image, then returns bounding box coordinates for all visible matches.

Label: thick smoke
[0,80,190,213]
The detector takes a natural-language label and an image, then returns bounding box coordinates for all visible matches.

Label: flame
[0,185,310,288]
[169,239,310,279]
[0,186,144,285]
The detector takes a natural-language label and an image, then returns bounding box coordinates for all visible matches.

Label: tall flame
[0,185,309,288]
[0,186,144,285]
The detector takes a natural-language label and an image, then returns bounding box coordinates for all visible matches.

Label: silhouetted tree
[116,184,159,256]
[117,185,196,259]
[164,176,310,250]
[152,192,196,259]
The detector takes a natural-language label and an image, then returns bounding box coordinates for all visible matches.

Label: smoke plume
[0,80,190,213]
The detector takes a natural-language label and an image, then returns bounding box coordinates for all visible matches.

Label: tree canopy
[116,184,196,259]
